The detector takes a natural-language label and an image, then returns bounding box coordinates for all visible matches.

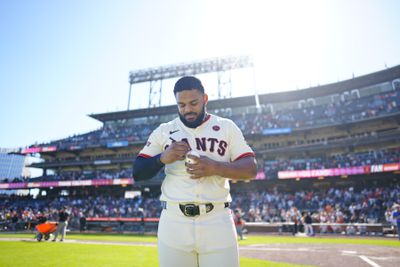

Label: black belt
[162,202,230,217]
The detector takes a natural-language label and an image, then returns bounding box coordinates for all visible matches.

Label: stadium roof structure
[90,64,400,123]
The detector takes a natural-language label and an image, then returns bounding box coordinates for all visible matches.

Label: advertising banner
[0,178,134,189]
[277,164,399,179]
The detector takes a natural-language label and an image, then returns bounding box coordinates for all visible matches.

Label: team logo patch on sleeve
[212,125,220,131]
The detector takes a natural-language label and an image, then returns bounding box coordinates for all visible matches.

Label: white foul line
[359,255,381,267]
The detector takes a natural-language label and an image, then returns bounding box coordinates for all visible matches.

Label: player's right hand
[160,141,190,164]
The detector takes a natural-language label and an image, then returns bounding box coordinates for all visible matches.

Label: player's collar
[201,114,211,126]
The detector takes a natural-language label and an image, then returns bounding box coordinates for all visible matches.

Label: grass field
[1,232,398,267]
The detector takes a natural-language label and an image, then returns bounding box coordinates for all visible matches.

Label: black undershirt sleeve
[132,154,165,181]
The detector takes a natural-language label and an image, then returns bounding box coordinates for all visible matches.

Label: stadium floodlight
[127,55,254,110]
[128,55,254,84]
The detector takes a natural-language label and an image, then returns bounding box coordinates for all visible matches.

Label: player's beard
[179,104,206,128]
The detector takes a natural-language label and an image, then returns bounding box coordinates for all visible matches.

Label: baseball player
[133,76,257,267]
[52,206,69,242]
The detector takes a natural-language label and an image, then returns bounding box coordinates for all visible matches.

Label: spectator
[234,209,246,240]
[11,211,18,232]
[392,204,400,240]
[79,212,86,232]
[303,212,314,236]
[290,207,301,236]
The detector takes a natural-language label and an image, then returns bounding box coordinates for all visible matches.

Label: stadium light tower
[127,55,254,110]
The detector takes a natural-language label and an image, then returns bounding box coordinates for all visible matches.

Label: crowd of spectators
[3,146,397,183]
[233,88,399,134]
[230,185,399,226]
[34,86,399,151]
[8,85,396,184]
[0,194,160,232]
[1,184,399,235]
[261,147,400,179]
[47,121,160,151]
[0,169,135,183]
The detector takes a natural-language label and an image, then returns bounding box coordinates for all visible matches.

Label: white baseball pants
[53,221,67,241]
[157,203,239,267]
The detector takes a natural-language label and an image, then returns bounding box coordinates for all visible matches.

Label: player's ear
[203,93,209,105]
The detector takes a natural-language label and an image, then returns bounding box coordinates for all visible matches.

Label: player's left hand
[185,155,217,179]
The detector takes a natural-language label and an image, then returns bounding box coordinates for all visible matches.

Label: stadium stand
[1,183,398,235]
[1,65,399,236]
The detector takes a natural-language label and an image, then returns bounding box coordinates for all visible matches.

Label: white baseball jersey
[138,114,255,203]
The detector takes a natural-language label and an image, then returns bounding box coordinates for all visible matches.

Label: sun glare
[202,1,331,93]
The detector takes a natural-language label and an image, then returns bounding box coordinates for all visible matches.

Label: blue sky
[1,0,400,149]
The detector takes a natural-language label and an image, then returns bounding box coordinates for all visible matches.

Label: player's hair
[174,76,204,95]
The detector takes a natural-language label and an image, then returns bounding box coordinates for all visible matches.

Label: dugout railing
[81,218,395,237]
[1,219,396,237]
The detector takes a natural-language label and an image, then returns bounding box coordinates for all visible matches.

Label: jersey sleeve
[227,120,255,161]
[138,125,165,158]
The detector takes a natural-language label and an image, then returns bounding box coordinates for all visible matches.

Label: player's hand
[160,141,190,164]
[185,155,217,179]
